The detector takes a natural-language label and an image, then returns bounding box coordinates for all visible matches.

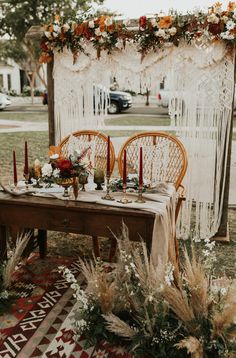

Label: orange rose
[158,16,172,29]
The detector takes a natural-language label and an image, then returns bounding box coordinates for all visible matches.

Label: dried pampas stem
[103,313,136,339]
[176,336,203,358]
[3,232,32,288]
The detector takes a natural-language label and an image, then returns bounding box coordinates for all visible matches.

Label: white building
[0,59,22,94]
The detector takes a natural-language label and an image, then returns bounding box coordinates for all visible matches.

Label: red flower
[40,41,48,51]
[57,159,73,172]
[139,16,147,29]
[208,23,222,35]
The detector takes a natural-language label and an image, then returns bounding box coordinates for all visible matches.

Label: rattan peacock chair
[111,131,188,261]
[59,130,116,175]
[59,130,116,258]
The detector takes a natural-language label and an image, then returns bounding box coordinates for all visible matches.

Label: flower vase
[56,177,74,197]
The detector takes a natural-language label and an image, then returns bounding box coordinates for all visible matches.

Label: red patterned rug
[0,254,130,358]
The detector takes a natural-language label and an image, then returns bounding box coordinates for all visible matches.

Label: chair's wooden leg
[37,229,47,259]
[109,237,117,262]
[92,236,100,258]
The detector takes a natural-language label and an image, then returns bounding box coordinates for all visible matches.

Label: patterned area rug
[0,254,130,357]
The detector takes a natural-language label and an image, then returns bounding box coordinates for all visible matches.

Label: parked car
[0,93,11,110]
[108,90,132,114]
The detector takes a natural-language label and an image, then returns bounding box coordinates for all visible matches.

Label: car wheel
[108,101,120,114]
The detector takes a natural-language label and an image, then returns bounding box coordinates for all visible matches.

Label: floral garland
[39,2,236,63]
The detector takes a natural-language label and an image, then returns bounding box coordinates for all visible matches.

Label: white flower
[34,159,41,166]
[42,163,53,177]
[95,27,101,36]
[150,18,158,27]
[50,154,59,160]
[53,32,58,38]
[101,31,108,38]
[221,31,235,40]
[226,20,235,30]
[154,29,166,37]
[169,27,177,36]
[80,158,90,168]
[207,13,220,24]
[63,23,70,31]
[0,290,9,299]
[88,20,95,28]
[115,39,124,49]
[222,15,229,23]
[234,8,236,19]
[104,17,113,27]
[52,168,60,178]
[53,24,59,32]
[44,31,51,38]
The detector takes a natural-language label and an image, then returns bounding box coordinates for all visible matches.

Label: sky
[101,0,230,18]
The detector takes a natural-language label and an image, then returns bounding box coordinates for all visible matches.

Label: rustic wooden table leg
[92,236,100,258]
[0,225,7,261]
[37,229,47,259]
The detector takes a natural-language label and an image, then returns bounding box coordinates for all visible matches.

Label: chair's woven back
[59,130,116,174]
[118,132,188,189]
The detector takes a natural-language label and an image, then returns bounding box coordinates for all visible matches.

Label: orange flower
[39,53,53,64]
[158,16,172,29]
[55,14,60,22]
[99,23,105,32]
[107,24,115,33]
[48,146,62,158]
[74,23,84,36]
[214,1,222,7]
[49,24,54,32]
[228,1,236,11]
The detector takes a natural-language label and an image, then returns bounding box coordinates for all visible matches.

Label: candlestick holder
[117,184,132,204]
[102,175,115,201]
[24,173,30,190]
[135,185,146,203]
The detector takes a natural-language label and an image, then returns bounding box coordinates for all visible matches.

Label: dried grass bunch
[0,232,31,314]
[60,224,236,357]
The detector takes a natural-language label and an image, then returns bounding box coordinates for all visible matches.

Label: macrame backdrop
[53,41,235,240]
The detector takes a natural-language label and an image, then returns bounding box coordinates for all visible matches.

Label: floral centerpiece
[41,145,92,195]
[110,174,149,192]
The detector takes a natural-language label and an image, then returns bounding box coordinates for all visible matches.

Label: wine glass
[94,168,104,190]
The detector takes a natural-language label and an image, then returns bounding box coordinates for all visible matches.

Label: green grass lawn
[0,112,48,122]
[0,131,48,184]
[105,116,170,126]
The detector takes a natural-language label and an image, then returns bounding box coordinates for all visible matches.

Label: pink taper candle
[13,151,18,185]
[139,147,143,186]
[24,141,29,175]
[106,136,110,176]
[123,149,127,186]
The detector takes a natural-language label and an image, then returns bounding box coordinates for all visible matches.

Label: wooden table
[0,192,155,260]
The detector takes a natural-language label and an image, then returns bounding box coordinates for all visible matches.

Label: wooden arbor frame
[25,25,235,239]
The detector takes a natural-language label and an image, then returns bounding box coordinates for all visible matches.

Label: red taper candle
[106,136,110,176]
[24,141,29,175]
[123,149,127,186]
[13,151,18,185]
[139,147,143,186]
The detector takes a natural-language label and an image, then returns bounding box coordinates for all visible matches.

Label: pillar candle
[13,151,17,185]
[106,136,110,176]
[123,149,127,186]
[139,147,143,186]
[24,141,29,175]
